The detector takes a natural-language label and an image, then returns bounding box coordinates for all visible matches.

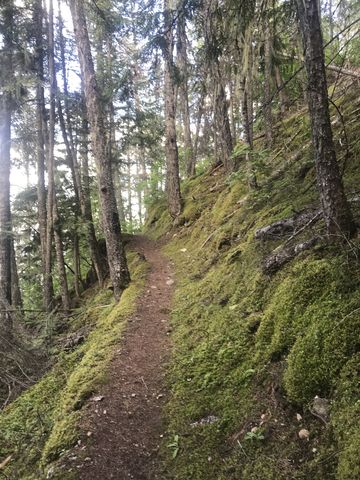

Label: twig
[141,376,148,391]
[309,408,328,425]
[200,231,216,248]
[283,211,322,246]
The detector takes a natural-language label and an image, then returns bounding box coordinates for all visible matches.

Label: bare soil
[70,235,174,479]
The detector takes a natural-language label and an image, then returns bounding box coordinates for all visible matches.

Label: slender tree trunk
[296,0,356,237]
[70,0,130,300]
[136,159,143,227]
[0,1,14,328]
[241,27,257,189]
[274,65,288,116]
[57,8,83,297]
[228,75,237,143]
[11,240,22,309]
[213,65,234,171]
[163,0,182,217]
[177,10,194,177]
[127,159,133,229]
[193,78,207,162]
[203,0,233,171]
[33,0,54,309]
[57,101,82,297]
[264,15,273,146]
[79,111,106,286]
[113,163,126,226]
[0,0,14,328]
[46,0,70,312]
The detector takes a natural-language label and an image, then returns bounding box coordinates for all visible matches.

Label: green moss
[0,250,148,479]
[145,84,360,479]
[331,354,360,480]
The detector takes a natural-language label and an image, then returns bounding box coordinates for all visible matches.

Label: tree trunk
[264,15,273,146]
[193,80,206,163]
[33,0,53,307]
[113,162,126,226]
[163,0,182,217]
[203,0,233,172]
[0,0,14,329]
[213,66,234,171]
[274,65,289,116]
[10,240,22,309]
[127,158,133,230]
[296,0,356,237]
[70,0,130,300]
[241,27,257,189]
[79,110,106,286]
[47,0,70,312]
[177,10,194,177]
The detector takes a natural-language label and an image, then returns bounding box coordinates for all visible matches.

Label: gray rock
[312,396,330,420]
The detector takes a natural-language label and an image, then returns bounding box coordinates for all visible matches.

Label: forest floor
[66,235,174,479]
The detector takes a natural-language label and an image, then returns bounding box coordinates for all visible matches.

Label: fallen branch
[262,237,319,275]
[283,211,322,246]
[255,210,318,241]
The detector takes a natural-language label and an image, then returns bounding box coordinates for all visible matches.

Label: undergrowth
[0,251,148,480]
[147,83,360,479]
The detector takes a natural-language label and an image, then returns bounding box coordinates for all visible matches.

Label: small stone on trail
[87,431,92,437]
[131,393,137,398]
[298,429,310,440]
[91,395,104,402]
[166,279,175,286]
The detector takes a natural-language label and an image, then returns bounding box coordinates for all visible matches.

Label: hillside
[145,82,360,479]
[0,80,359,480]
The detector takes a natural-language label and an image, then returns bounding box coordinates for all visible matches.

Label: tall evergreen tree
[296,0,356,237]
[163,0,182,217]
[0,0,15,328]
[70,0,130,300]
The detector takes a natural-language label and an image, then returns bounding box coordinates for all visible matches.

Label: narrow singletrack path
[76,235,174,479]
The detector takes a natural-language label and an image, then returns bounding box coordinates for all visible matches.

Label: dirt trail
[75,235,174,479]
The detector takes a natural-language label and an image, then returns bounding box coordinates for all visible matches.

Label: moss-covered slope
[0,251,148,480]
[148,84,360,479]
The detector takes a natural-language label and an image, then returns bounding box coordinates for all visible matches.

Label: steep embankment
[147,84,360,479]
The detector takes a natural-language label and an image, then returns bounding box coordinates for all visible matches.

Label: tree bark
[163,0,182,217]
[46,0,70,312]
[264,15,273,146]
[79,110,106,286]
[70,0,130,300]
[296,0,356,237]
[0,0,14,329]
[11,239,22,309]
[177,10,194,177]
[33,0,53,307]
